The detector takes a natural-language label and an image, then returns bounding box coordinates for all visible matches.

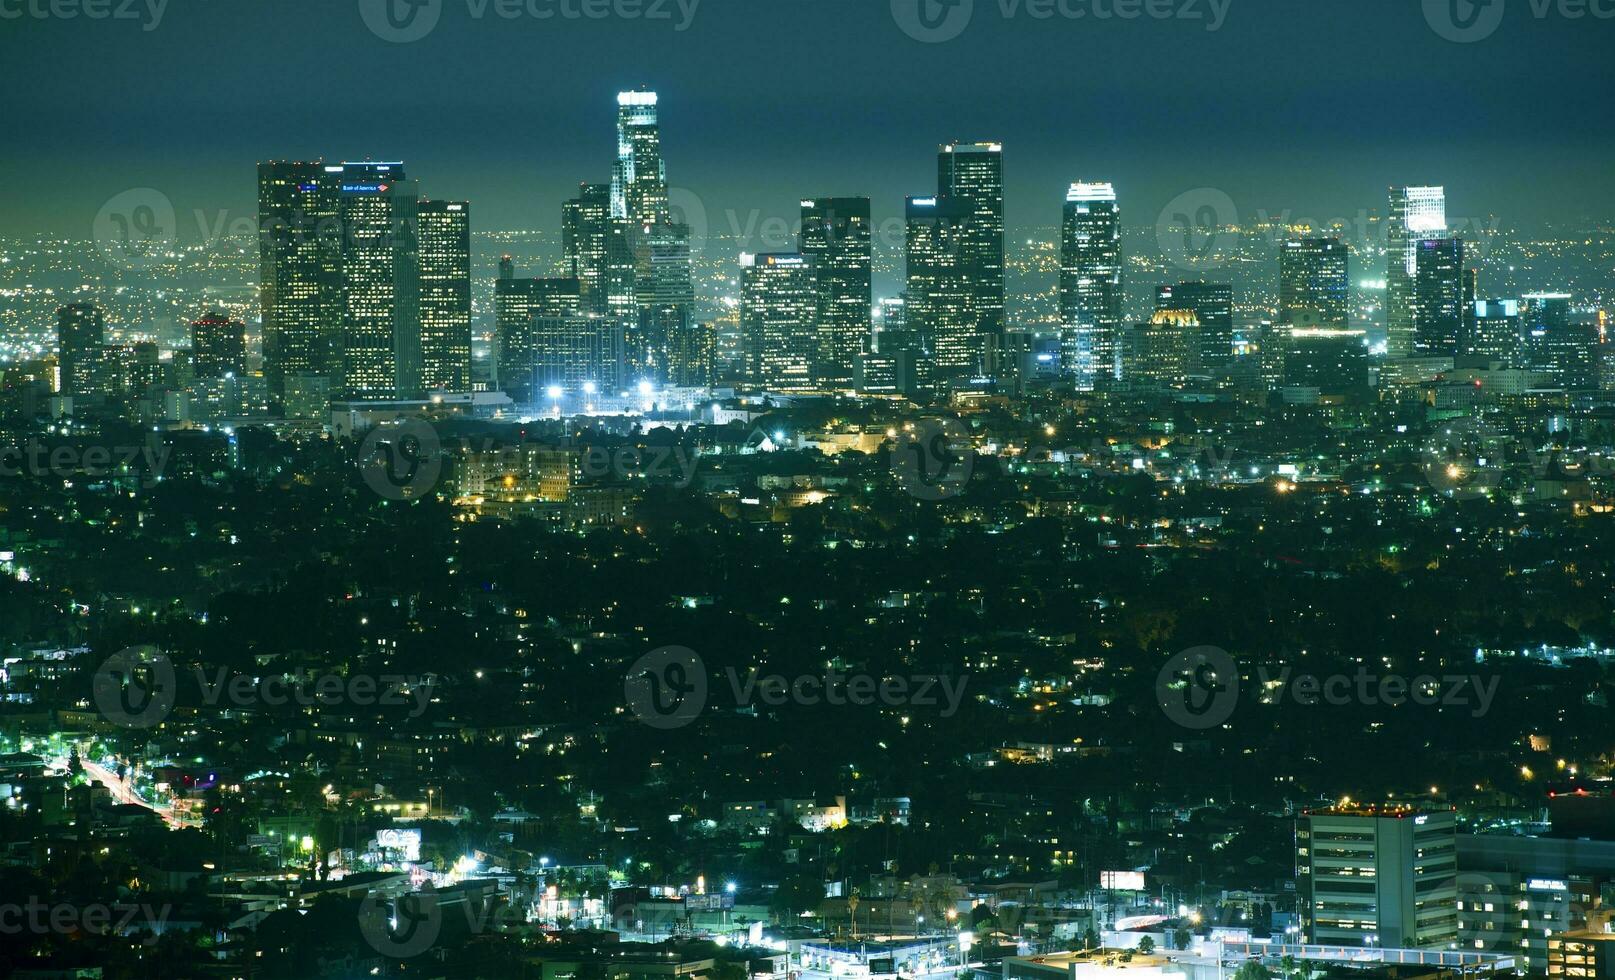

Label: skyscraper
[1387,186,1447,358]
[800,197,873,389]
[417,200,472,392]
[612,90,668,226]
[906,196,977,379]
[258,160,341,401]
[740,252,817,392]
[1412,238,1464,356]
[190,311,247,380]
[635,219,698,385]
[938,143,1004,346]
[1059,182,1122,390]
[1466,299,1521,365]
[56,302,105,394]
[1279,237,1349,329]
[333,162,420,399]
[563,183,636,317]
[1156,281,1233,372]
[496,275,583,402]
[1125,310,1198,389]
[1296,804,1458,949]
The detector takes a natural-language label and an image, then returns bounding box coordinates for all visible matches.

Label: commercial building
[1296,805,1458,949]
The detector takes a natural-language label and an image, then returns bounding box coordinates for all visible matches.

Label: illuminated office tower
[1157,281,1233,372]
[190,311,246,380]
[938,142,1005,344]
[1059,182,1122,390]
[636,219,700,385]
[1279,237,1349,329]
[330,162,421,398]
[612,90,668,226]
[258,160,341,401]
[564,182,637,317]
[1297,805,1458,949]
[417,200,471,392]
[531,315,627,399]
[495,275,582,402]
[906,196,977,379]
[740,253,817,392]
[56,302,105,394]
[1466,299,1522,365]
[1520,292,1597,388]
[1387,186,1447,357]
[1412,238,1465,356]
[800,197,873,388]
[1125,310,1198,389]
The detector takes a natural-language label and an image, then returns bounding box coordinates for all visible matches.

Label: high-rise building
[1548,927,1615,980]
[632,219,697,385]
[56,302,106,394]
[258,160,341,401]
[496,276,583,402]
[1413,238,1465,356]
[530,315,628,400]
[1059,182,1122,390]
[1520,293,1598,389]
[1456,834,1615,970]
[906,196,977,380]
[1297,805,1458,949]
[417,200,471,392]
[1466,300,1522,365]
[740,253,817,392]
[938,143,1005,345]
[563,182,637,317]
[1387,186,1447,358]
[1283,325,1370,398]
[1157,281,1233,373]
[1279,237,1349,329]
[800,197,873,389]
[612,90,668,226]
[1125,310,1198,389]
[190,311,246,380]
[330,162,420,399]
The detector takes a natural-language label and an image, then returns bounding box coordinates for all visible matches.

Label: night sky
[2,0,1612,241]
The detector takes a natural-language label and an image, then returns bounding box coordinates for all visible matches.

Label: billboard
[1101,871,1146,891]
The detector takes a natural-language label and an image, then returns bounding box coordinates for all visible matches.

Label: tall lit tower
[1387,186,1447,358]
[740,253,817,392]
[56,302,106,394]
[906,196,977,379]
[1060,182,1122,390]
[332,162,421,399]
[417,200,471,392]
[258,160,341,401]
[612,90,668,227]
[1412,238,1465,356]
[1279,237,1349,329]
[938,143,1005,345]
[800,197,873,389]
